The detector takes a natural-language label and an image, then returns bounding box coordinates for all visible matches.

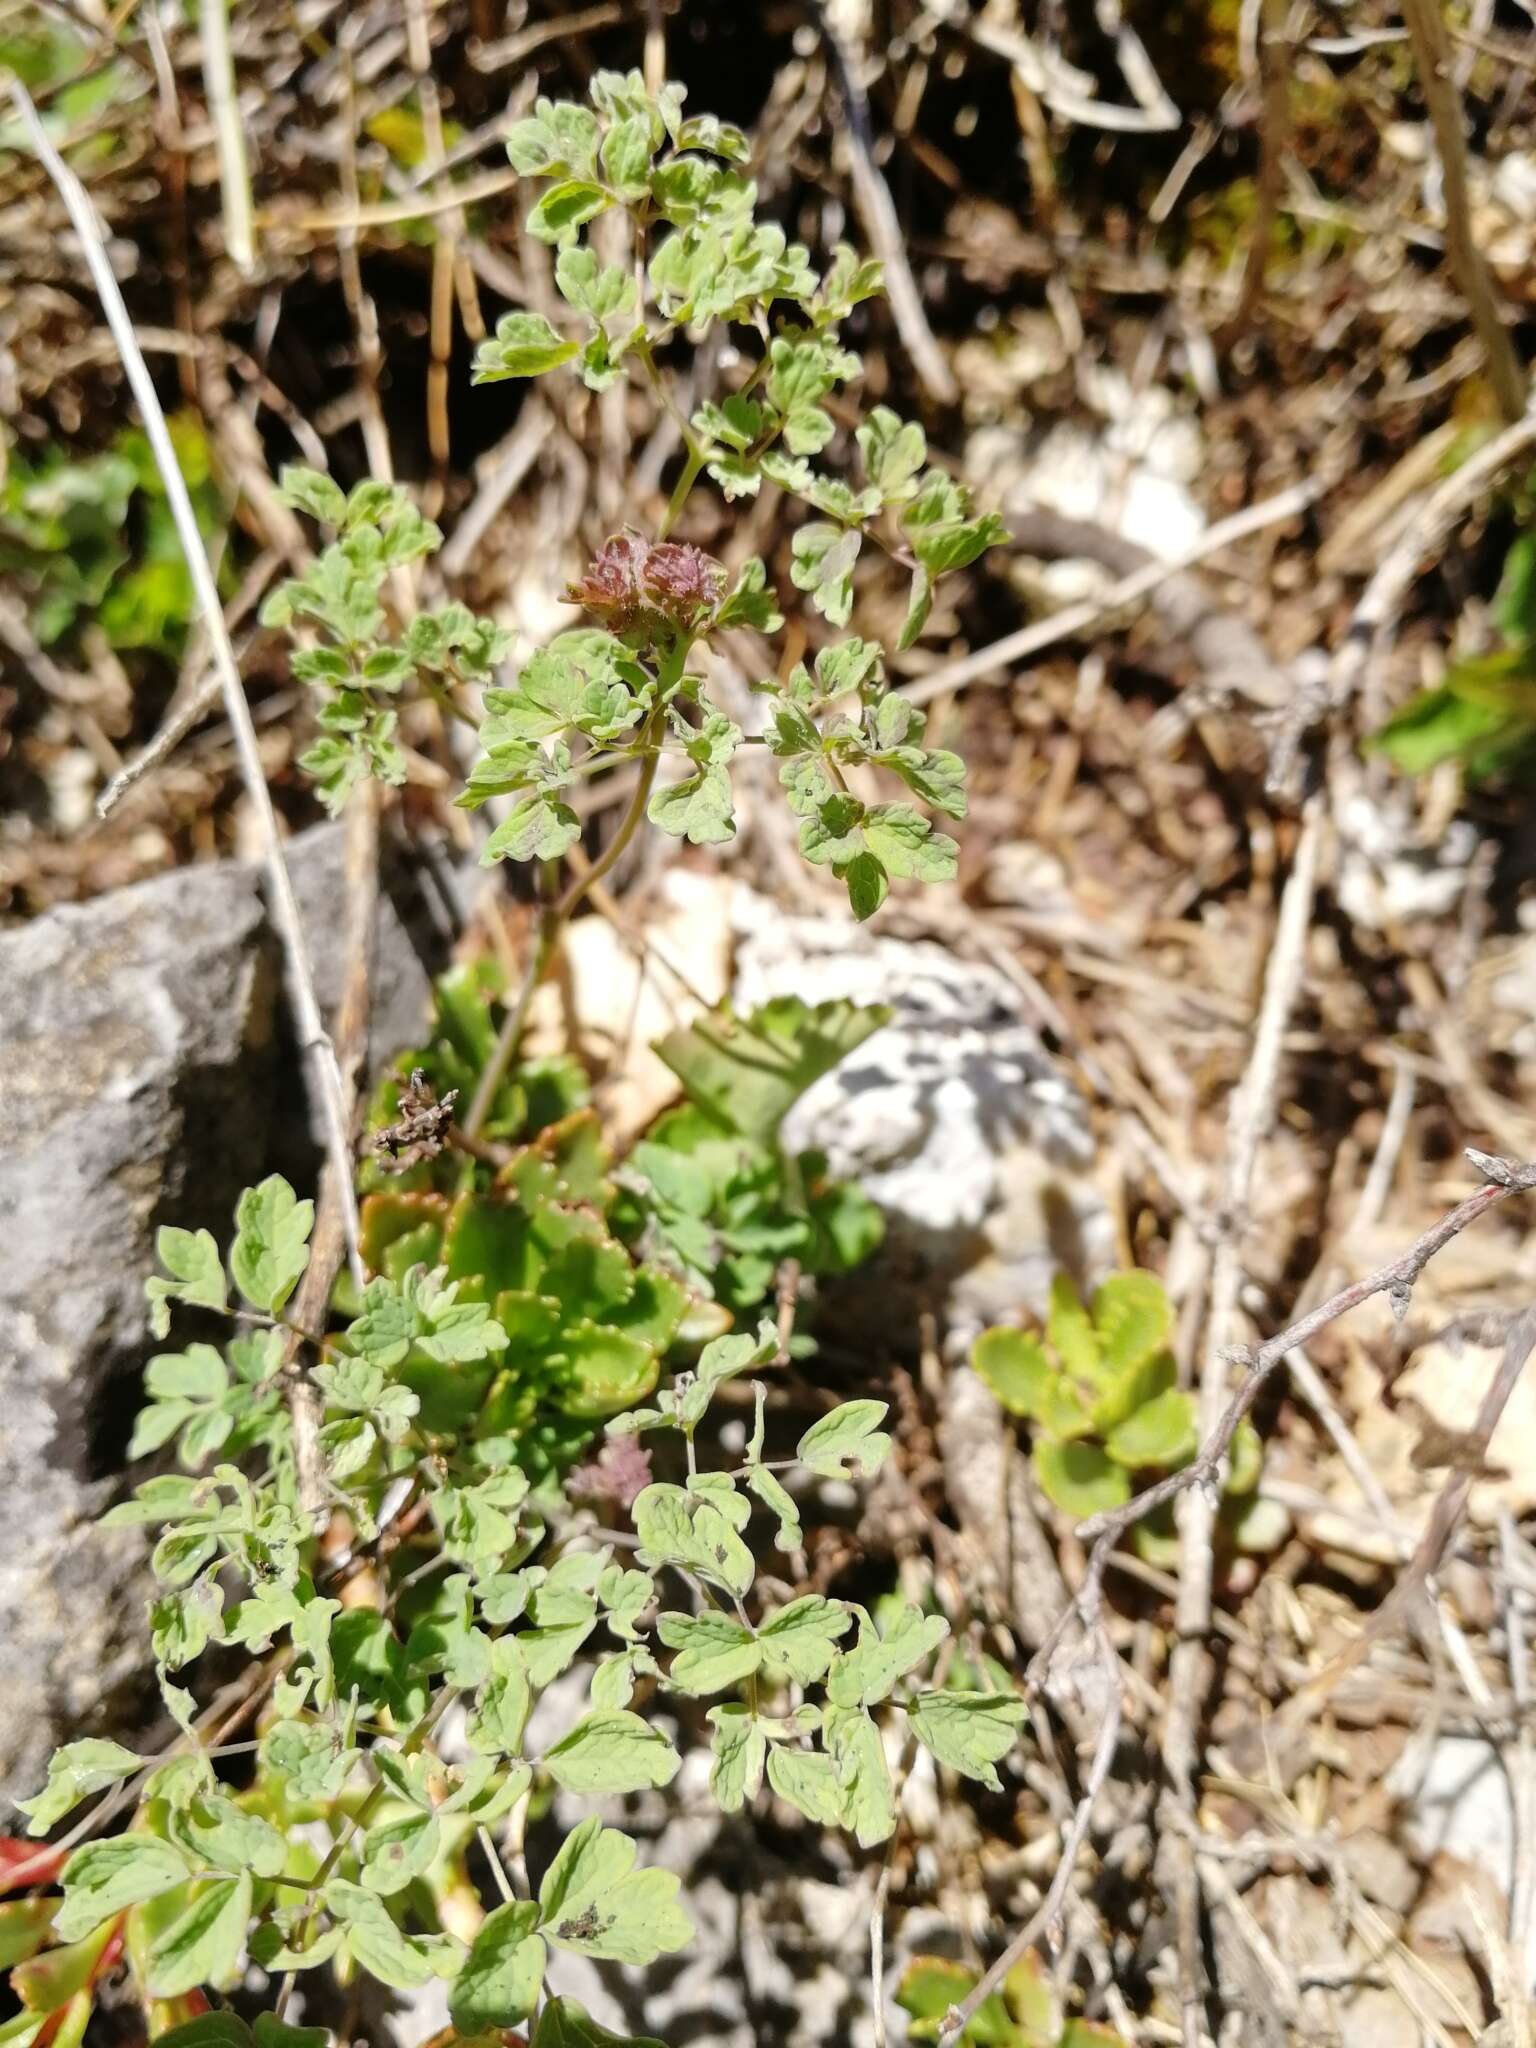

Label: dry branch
[1400,0,1525,421]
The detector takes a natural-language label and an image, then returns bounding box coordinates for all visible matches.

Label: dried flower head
[567,530,724,641]
[372,1068,458,1171]
[565,1434,654,1512]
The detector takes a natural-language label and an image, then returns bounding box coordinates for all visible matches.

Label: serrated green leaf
[324,1879,445,1990]
[765,1744,843,1827]
[600,114,652,196]
[857,407,926,501]
[825,1704,896,1845]
[175,1795,287,1879]
[1033,1438,1131,1517]
[538,1819,692,1965]
[467,1636,532,1759]
[906,1690,1028,1792]
[146,1227,227,1337]
[744,1463,802,1550]
[657,1611,761,1695]
[543,1710,680,1793]
[472,311,579,383]
[971,1328,1054,1418]
[146,1872,253,1995]
[655,996,888,1147]
[757,1596,851,1684]
[1103,1386,1197,1470]
[632,1481,754,1596]
[259,1720,358,1802]
[278,467,347,527]
[19,1739,143,1836]
[360,1811,440,1896]
[790,522,861,627]
[1047,1272,1099,1381]
[647,760,735,844]
[861,804,958,882]
[825,1604,948,1708]
[706,1704,767,1812]
[527,179,610,243]
[505,101,599,179]
[230,1177,313,1316]
[480,791,581,864]
[54,1837,192,1941]
[1092,1271,1174,1380]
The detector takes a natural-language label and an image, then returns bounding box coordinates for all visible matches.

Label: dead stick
[903,476,1324,709]
[937,1629,1123,2045]
[1401,0,1526,421]
[6,71,364,1289]
[1278,1301,1536,1733]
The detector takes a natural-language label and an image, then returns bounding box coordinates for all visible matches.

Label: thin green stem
[660,442,706,539]
[464,710,666,1138]
[634,334,709,538]
[462,901,558,1139]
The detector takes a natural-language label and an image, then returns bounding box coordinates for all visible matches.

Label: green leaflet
[451,1901,546,2032]
[537,1820,692,1966]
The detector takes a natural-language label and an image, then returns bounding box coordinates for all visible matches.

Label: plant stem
[463,714,665,1137]
[634,334,708,537]
[660,441,706,539]
[461,901,557,1140]
[1400,0,1525,421]
[199,0,255,274]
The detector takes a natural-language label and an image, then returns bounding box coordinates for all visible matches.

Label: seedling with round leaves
[970,1272,1280,1561]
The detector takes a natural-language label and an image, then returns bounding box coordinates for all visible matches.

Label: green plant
[1371,522,1536,782]
[896,1950,1122,2047]
[354,970,888,1452]
[11,1177,1029,2047]
[0,414,228,654]
[11,66,1014,2048]
[970,1272,1275,1560]
[615,994,888,1319]
[260,62,1004,1142]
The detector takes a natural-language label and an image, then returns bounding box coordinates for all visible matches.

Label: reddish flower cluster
[565,1433,653,1511]
[567,530,724,640]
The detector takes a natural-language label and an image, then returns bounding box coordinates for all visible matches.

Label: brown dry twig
[1400,0,1526,422]
[817,6,957,406]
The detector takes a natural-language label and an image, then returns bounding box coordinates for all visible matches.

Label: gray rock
[0,826,435,1807]
[282,823,445,1147]
[730,892,1112,1344]
[0,860,274,1806]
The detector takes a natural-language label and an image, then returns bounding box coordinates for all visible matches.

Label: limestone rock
[0,860,274,1803]
[730,891,1110,1343]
